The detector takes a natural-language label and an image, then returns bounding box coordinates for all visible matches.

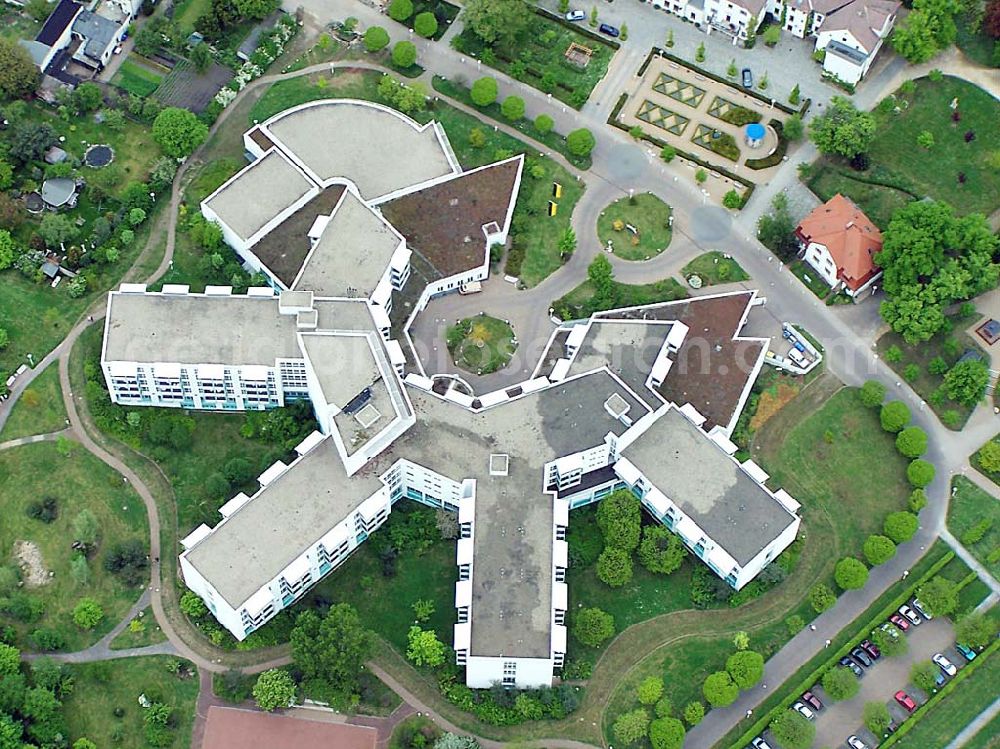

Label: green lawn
[788,259,833,299]
[447,315,516,375]
[955,15,998,67]
[948,476,1000,579]
[0,441,149,650]
[868,76,1000,216]
[109,605,168,650]
[172,0,211,34]
[596,193,673,261]
[682,251,749,286]
[966,711,1000,749]
[552,277,688,321]
[451,10,614,110]
[806,161,915,230]
[875,311,985,430]
[247,69,583,288]
[111,58,165,97]
[754,384,912,559]
[0,7,40,42]
[893,651,998,749]
[0,362,68,440]
[63,657,199,749]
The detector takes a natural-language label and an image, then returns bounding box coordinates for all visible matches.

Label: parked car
[565,9,587,21]
[911,598,933,620]
[879,623,901,640]
[933,670,946,688]
[899,605,921,626]
[598,22,620,36]
[956,643,978,661]
[895,690,917,712]
[851,647,873,667]
[741,67,753,88]
[889,614,911,631]
[801,691,823,711]
[847,736,869,749]
[792,702,815,721]
[839,657,863,677]
[933,653,957,676]
[751,737,772,749]
[860,639,881,659]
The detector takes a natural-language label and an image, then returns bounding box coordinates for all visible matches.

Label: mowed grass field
[948,476,1000,579]
[868,75,1000,216]
[111,58,165,97]
[0,362,68,441]
[0,441,148,650]
[597,193,673,261]
[64,657,199,749]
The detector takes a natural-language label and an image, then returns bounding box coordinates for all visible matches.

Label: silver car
[847,736,869,749]
[933,653,957,676]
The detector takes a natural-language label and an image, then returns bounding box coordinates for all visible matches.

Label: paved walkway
[945,697,1000,749]
[0,428,71,452]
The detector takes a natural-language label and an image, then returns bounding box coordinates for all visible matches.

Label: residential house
[814,0,901,83]
[796,193,883,299]
[21,0,130,79]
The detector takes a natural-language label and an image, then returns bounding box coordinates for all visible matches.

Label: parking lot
[757,614,968,749]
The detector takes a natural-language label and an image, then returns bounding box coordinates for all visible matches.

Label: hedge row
[880,637,999,748]
[727,550,956,749]
[745,119,788,170]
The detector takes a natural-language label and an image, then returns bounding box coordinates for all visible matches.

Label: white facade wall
[465,656,556,690]
[802,242,840,289]
[821,46,868,84]
[703,0,760,39]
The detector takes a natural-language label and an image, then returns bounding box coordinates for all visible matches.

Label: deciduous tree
[834,557,869,590]
[910,660,939,692]
[769,709,815,749]
[463,0,531,45]
[955,612,998,648]
[885,510,919,542]
[500,95,525,121]
[406,626,446,667]
[0,38,39,101]
[253,669,297,710]
[863,535,896,565]
[72,598,103,630]
[860,380,886,407]
[613,708,649,745]
[808,96,876,158]
[638,676,664,706]
[648,717,685,749]
[391,40,417,68]
[880,401,910,433]
[364,26,390,51]
[470,76,498,107]
[596,546,633,587]
[944,359,990,406]
[597,490,641,550]
[152,107,209,158]
[414,11,438,37]
[638,526,687,574]
[726,650,764,689]
[896,426,928,458]
[821,666,859,700]
[863,701,891,735]
[572,607,615,647]
[702,671,739,707]
[290,604,374,697]
[567,128,596,157]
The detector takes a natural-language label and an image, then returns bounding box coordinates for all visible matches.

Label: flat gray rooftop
[299,333,380,409]
[185,436,383,608]
[204,150,315,243]
[374,370,650,658]
[293,190,402,297]
[313,299,378,332]
[264,101,456,199]
[566,321,674,408]
[621,408,796,566]
[104,293,301,366]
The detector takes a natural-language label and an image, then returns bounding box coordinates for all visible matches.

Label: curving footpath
[1,28,999,749]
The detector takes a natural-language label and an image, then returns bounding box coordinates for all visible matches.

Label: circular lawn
[597,192,673,261]
[446,315,517,375]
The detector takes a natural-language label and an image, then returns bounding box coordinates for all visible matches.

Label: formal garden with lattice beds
[635,100,690,137]
[651,72,706,108]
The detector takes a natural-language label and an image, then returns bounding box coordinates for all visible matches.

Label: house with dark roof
[796,193,883,299]
[21,0,129,77]
[20,0,82,73]
[71,9,126,70]
[814,0,901,84]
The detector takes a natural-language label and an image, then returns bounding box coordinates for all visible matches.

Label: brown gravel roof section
[600,292,763,430]
[379,158,521,278]
[251,184,346,286]
[248,128,275,152]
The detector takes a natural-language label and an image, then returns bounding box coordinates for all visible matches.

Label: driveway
[789,617,958,749]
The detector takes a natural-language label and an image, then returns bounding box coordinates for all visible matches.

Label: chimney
[845,221,854,229]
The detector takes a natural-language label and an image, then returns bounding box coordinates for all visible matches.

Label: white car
[847,736,869,749]
[792,702,815,721]
[899,605,921,626]
[565,9,586,21]
[933,653,957,676]
[912,598,933,620]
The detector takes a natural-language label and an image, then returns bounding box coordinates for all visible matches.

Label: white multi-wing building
[102,99,801,689]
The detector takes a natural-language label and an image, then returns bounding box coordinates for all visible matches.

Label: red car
[860,639,881,659]
[889,614,910,631]
[895,691,917,712]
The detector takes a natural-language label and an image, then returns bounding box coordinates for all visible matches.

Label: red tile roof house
[202,706,377,749]
[794,193,883,301]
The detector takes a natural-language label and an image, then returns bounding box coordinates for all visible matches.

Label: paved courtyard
[620,56,789,183]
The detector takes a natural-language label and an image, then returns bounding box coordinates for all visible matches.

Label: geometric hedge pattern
[707,95,739,122]
[651,73,706,108]
[636,99,691,136]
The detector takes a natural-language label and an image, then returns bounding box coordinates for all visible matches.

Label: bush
[834,557,869,590]
[822,666,859,700]
[660,145,676,162]
[637,525,686,574]
[863,534,896,565]
[962,518,994,546]
[596,547,633,587]
[103,538,149,586]
[392,40,417,68]
[638,676,664,705]
[388,0,413,21]
[726,650,764,689]
[535,114,554,133]
[977,441,1000,473]
[880,401,910,432]
[364,26,390,51]
[572,607,615,647]
[808,582,836,613]
[859,380,886,407]
[770,709,815,749]
[26,496,59,523]
[72,598,104,630]
[613,708,649,745]
[884,510,919,542]
[908,488,928,513]
[597,491,641,551]
[567,128,596,157]
[863,701,891,735]
[896,427,928,458]
[649,717,685,749]
[683,701,704,726]
[654,697,672,718]
[906,459,935,489]
[470,77,498,106]
[501,96,525,121]
[702,671,739,707]
[414,11,438,37]
[723,190,743,209]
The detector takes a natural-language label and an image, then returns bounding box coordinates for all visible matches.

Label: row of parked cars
[746,597,975,749]
[564,8,623,37]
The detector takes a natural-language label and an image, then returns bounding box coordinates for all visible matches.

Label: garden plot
[155,59,233,113]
